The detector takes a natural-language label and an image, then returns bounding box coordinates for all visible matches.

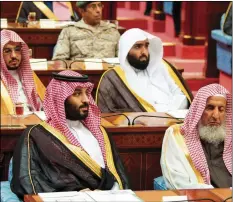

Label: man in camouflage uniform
[53,1,120,60]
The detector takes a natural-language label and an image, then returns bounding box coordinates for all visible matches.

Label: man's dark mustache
[139,55,148,59]
[79,103,89,109]
[9,58,19,63]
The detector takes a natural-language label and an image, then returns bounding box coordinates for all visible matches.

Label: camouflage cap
[76,1,93,8]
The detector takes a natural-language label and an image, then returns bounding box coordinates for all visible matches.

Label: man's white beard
[198,122,226,146]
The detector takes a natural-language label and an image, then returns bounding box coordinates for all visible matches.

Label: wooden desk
[24,189,232,202]
[0,112,178,190]
[101,112,181,190]
[34,60,184,98]
[34,60,114,97]
[0,114,42,180]
[2,23,126,59]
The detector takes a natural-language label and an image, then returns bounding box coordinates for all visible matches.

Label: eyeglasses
[3,46,22,55]
[87,3,104,11]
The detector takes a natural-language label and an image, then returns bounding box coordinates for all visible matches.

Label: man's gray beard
[198,122,226,146]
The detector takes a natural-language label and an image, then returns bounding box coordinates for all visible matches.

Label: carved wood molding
[112,134,164,148]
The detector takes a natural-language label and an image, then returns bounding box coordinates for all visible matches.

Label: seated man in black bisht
[11,70,129,198]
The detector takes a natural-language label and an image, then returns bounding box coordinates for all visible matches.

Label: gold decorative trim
[222,2,232,34]
[66,2,74,17]
[27,125,39,194]
[1,80,15,115]
[32,72,46,101]
[154,10,163,14]
[96,66,155,112]
[40,122,102,178]
[194,36,206,40]
[162,42,176,46]
[183,35,192,39]
[172,124,204,183]
[15,2,23,23]
[33,2,58,20]
[163,60,192,103]
[114,66,156,112]
[100,126,123,189]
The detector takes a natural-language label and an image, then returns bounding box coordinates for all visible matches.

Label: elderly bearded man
[1,30,45,114]
[11,70,129,198]
[53,1,120,60]
[96,28,193,113]
[161,84,232,189]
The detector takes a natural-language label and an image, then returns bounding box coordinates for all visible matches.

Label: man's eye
[219,107,225,112]
[206,106,213,110]
[74,92,81,96]
[15,47,21,51]
[3,49,11,53]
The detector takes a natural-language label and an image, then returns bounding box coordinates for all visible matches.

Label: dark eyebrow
[74,88,82,92]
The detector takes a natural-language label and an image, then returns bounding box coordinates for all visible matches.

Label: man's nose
[141,47,148,55]
[212,108,220,120]
[82,94,89,103]
[11,50,17,57]
[96,5,101,13]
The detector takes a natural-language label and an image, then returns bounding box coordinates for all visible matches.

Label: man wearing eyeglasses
[53,1,120,60]
[1,30,45,114]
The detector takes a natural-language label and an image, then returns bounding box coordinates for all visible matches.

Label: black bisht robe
[11,123,129,199]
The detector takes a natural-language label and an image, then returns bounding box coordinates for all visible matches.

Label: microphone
[101,114,131,126]
[69,59,119,69]
[171,198,216,202]
[52,59,68,69]
[131,114,184,125]
[29,59,68,69]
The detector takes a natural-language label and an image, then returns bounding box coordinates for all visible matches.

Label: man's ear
[78,7,85,16]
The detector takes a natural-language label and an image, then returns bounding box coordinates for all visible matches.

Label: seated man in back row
[11,70,129,198]
[1,30,45,114]
[96,28,193,113]
[53,1,120,60]
[16,1,78,23]
[161,84,232,189]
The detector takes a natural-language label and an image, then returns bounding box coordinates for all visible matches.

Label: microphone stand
[101,114,131,126]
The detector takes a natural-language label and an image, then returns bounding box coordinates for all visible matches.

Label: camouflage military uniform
[52,19,120,60]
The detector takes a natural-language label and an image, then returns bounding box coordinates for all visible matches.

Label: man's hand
[79,188,91,192]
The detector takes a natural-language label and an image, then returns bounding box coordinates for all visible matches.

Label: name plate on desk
[38,190,142,202]
[1,18,8,28]
[40,19,55,28]
[0,124,25,129]
[84,58,103,70]
[30,59,48,70]
[55,21,75,27]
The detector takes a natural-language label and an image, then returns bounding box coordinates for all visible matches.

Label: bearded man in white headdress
[96,28,193,113]
[161,84,232,189]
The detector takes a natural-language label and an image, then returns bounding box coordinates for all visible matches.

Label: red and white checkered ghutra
[43,70,107,167]
[180,84,232,184]
[1,29,41,110]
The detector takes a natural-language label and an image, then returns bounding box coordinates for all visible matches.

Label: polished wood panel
[24,189,232,202]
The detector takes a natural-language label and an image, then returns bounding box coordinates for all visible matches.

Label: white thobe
[160,126,214,189]
[66,119,119,190]
[8,70,30,112]
[119,28,189,112]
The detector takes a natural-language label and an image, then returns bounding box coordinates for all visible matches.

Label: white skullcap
[214,94,227,99]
